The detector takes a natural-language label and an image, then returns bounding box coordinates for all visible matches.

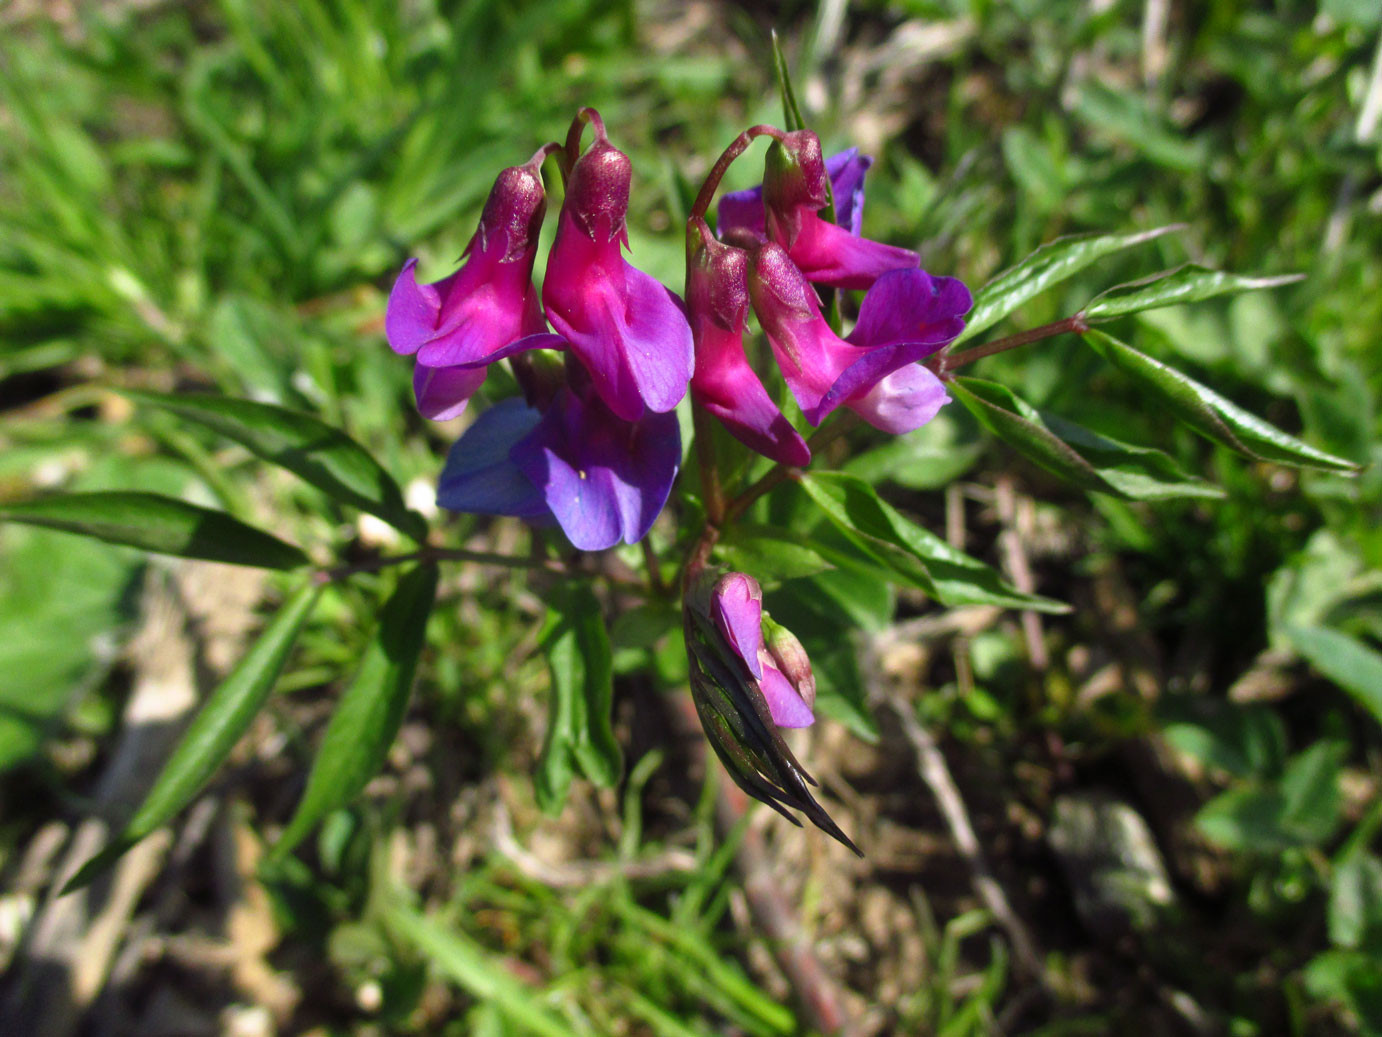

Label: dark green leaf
[951,377,1224,500]
[1083,330,1360,472]
[1284,625,1382,727]
[717,523,835,583]
[273,564,438,857]
[127,390,426,540]
[1082,265,1303,321]
[799,471,1068,613]
[1160,699,1288,780]
[953,225,1184,345]
[0,492,310,569]
[535,583,620,814]
[65,584,321,892]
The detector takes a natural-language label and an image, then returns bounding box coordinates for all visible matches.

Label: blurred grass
[2,0,1381,1033]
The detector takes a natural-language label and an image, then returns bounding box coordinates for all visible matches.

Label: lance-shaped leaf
[1081,265,1304,321]
[64,583,321,892]
[770,30,807,134]
[799,471,1068,613]
[1083,330,1360,472]
[717,523,836,583]
[0,491,310,569]
[953,225,1184,345]
[273,564,438,857]
[950,377,1225,501]
[127,390,427,540]
[1283,625,1382,729]
[535,583,621,815]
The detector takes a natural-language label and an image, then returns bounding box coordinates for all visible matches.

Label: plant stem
[691,399,727,526]
[317,546,567,584]
[938,316,1089,374]
[689,125,785,224]
[721,412,861,524]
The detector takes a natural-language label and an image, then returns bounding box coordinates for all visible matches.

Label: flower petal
[692,325,810,467]
[544,215,694,422]
[759,662,815,728]
[711,573,765,680]
[437,399,549,518]
[824,148,871,236]
[385,259,447,355]
[846,363,950,434]
[787,213,919,291]
[593,405,682,545]
[510,390,679,551]
[716,184,768,241]
[847,268,971,351]
[413,363,488,421]
[416,279,549,369]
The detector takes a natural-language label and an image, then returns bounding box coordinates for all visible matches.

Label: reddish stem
[938,316,1090,375]
[562,107,609,177]
[690,124,785,224]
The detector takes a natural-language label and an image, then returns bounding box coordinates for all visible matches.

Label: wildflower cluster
[384,107,972,846]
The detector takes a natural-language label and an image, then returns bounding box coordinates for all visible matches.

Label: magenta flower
[747,241,971,433]
[711,573,815,728]
[686,224,810,467]
[386,155,558,420]
[542,123,694,422]
[717,146,872,243]
[755,131,919,291]
[436,378,680,552]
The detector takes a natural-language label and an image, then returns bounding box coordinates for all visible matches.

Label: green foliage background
[1,0,1380,1033]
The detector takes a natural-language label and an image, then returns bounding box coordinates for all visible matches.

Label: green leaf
[65,584,321,892]
[1083,330,1361,472]
[127,390,426,540]
[0,492,311,569]
[842,412,983,490]
[1284,625,1382,727]
[1082,265,1303,321]
[770,30,806,133]
[799,471,1068,613]
[273,564,438,857]
[385,904,577,1037]
[1279,740,1347,844]
[953,225,1184,345]
[717,523,835,583]
[1329,852,1382,950]
[1304,951,1382,1033]
[535,583,621,814]
[951,377,1225,500]
[1160,699,1287,780]
[1195,785,1294,852]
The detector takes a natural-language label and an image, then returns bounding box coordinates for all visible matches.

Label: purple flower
[542,124,694,422]
[436,379,680,552]
[686,223,810,467]
[386,156,558,420]
[711,572,816,728]
[717,146,872,241]
[722,131,919,291]
[747,241,971,433]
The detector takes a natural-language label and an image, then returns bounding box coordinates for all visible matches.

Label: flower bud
[565,139,632,245]
[686,225,809,467]
[763,131,830,245]
[682,569,859,855]
[476,163,548,262]
[761,614,816,711]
